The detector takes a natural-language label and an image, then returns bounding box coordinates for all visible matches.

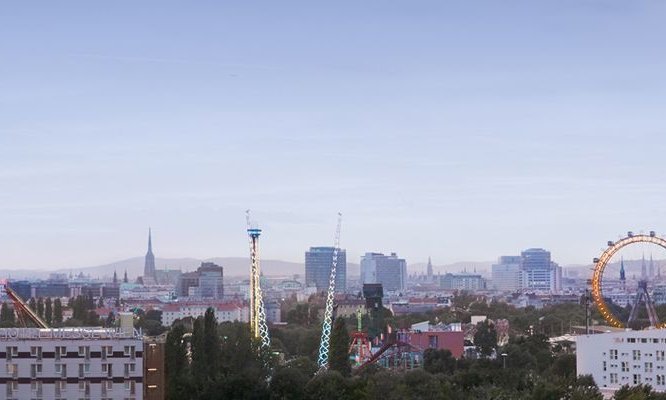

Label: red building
[403,330,464,358]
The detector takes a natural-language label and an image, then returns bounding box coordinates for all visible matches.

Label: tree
[424,348,457,375]
[474,320,497,358]
[612,384,666,400]
[203,308,221,379]
[0,302,15,326]
[44,298,52,326]
[53,298,63,326]
[36,297,44,319]
[328,317,351,376]
[270,366,308,400]
[166,324,189,400]
[190,316,206,384]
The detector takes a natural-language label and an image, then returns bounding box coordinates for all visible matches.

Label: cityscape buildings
[360,252,407,292]
[304,247,347,293]
[491,256,523,292]
[490,248,562,294]
[440,272,486,291]
[175,262,224,299]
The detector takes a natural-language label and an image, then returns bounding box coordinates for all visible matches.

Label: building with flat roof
[361,252,407,292]
[577,329,666,395]
[0,326,144,400]
[305,247,347,293]
[491,256,523,292]
[440,273,486,291]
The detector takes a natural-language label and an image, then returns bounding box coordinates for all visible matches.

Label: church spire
[620,256,626,281]
[144,227,156,282]
[113,270,118,285]
[123,269,128,283]
[427,257,433,280]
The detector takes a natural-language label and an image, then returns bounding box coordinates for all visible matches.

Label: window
[628,338,636,343]
[31,381,43,396]
[31,363,43,378]
[79,346,90,359]
[641,338,648,343]
[622,362,629,372]
[610,349,618,360]
[30,346,42,360]
[658,351,665,361]
[124,381,136,394]
[634,374,642,385]
[78,363,90,378]
[124,345,136,358]
[56,381,67,395]
[610,373,618,384]
[603,361,607,371]
[6,346,18,360]
[646,362,653,373]
[102,345,113,360]
[55,346,66,360]
[55,363,67,377]
[79,381,90,395]
[633,350,641,361]
[6,363,18,378]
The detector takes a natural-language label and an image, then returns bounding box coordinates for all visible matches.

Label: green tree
[202,307,221,378]
[37,297,44,319]
[424,348,457,374]
[190,316,206,384]
[44,298,52,326]
[328,317,351,376]
[270,366,308,400]
[613,384,666,400]
[165,324,189,400]
[0,302,15,326]
[474,320,497,357]
[53,298,63,326]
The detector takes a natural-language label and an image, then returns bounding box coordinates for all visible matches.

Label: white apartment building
[577,329,666,395]
[0,326,144,400]
[161,302,249,327]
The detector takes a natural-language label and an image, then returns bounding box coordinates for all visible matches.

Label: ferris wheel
[591,231,666,329]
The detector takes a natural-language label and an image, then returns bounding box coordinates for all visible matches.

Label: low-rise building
[160,302,248,327]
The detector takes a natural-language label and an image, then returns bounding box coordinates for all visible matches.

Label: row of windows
[607,349,666,361]
[606,373,666,385]
[6,362,137,378]
[5,345,137,360]
[6,380,137,395]
[603,361,663,373]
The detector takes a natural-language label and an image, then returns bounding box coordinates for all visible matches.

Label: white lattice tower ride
[317,212,342,369]
[246,210,271,349]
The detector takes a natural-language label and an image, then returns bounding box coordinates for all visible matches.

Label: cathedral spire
[427,257,433,280]
[620,256,626,281]
[144,228,156,282]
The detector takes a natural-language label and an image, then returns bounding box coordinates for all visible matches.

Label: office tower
[360,252,407,292]
[305,247,347,293]
[491,256,523,292]
[521,248,561,293]
[440,273,486,290]
[175,262,224,299]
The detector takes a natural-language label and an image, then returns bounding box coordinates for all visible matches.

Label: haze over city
[2,1,666,270]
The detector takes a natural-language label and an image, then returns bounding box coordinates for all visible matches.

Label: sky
[1,1,666,269]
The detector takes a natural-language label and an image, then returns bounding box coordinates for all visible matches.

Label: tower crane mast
[317,213,342,369]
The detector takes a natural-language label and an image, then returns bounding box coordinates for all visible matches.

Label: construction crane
[246,210,271,349]
[317,212,342,369]
[5,284,49,328]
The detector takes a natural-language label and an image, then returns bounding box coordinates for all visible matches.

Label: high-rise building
[175,262,224,299]
[144,228,156,282]
[521,248,561,292]
[197,262,224,299]
[304,247,346,293]
[491,256,523,292]
[360,252,407,292]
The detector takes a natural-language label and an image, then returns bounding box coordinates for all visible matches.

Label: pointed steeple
[123,269,128,284]
[113,270,118,285]
[144,227,156,281]
[427,257,433,280]
[147,227,154,255]
[620,256,626,281]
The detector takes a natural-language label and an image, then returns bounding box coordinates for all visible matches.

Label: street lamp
[501,353,508,369]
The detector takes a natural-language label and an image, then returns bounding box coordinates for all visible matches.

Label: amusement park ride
[591,231,666,329]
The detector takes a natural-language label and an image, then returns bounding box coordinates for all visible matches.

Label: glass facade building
[305,247,346,293]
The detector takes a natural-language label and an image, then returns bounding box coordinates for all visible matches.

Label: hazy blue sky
[1,1,666,269]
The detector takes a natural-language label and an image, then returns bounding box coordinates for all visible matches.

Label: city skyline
[2,2,666,269]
